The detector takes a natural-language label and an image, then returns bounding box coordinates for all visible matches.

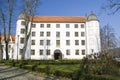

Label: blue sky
[0,0,120,38]
[37,0,120,38]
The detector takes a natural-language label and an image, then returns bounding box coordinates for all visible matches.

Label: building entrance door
[54,49,62,60]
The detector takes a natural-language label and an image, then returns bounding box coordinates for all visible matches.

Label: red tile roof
[30,16,87,23]
[0,35,15,43]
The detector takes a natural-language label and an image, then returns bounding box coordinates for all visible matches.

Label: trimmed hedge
[2,59,120,79]
[80,74,114,80]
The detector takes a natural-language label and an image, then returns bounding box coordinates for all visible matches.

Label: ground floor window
[82,49,85,55]
[66,49,70,55]
[75,50,79,55]
[47,49,50,55]
[31,49,35,55]
[20,49,23,55]
[39,49,43,55]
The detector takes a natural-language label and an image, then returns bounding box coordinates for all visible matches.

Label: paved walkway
[0,64,59,80]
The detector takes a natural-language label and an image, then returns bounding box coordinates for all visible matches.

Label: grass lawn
[36,64,80,73]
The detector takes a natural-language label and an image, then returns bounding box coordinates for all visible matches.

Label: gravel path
[0,64,59,80]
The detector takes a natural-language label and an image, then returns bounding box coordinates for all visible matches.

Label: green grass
[49,64,80,71]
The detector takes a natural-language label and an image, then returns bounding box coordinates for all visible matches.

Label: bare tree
[21,0,38,60]
[102,0,120,14]
[0,31,3,60]
[0,0,15,60]
[100,24,117,52]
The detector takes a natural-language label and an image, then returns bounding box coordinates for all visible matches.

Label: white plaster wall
[86,20,101,55]
[14,18,101,60]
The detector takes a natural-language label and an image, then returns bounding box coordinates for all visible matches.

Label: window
[21,29,25,34]
[81,32,85,37]
[40,24,44,28]
[66,32,70,37]
[66,40,70,45]
[47,24,50,28]
[21,21,25,25]
[40,32,44,36]
[56,32,60,37]
[31,49,35,55]
[47,50,50,55]
[47,40,50,45]
[81,24,84,28]
[39,49,43,55]
[75,40,79,45]
[56,24,60,28]
[74,24,78,28]
[75,50,79,55]
[47,32,50,37]
[66,24,69,28]
[32,24,36,28]
[31,40,35,45]
[81,40,85,45]
[66,50,70,55]
[56,40,60,47]
[75,32,79,37]
[20,49,23,55]
[20,38,24,44]
[82,50,85,55]
[32,32,35,36]
[40,40,44,45]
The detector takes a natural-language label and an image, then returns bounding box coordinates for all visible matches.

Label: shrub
[81,74,114,80]
[54,69,72,78]
[44,65,50,75]
[35,65,46,73]
[22,65,32,70]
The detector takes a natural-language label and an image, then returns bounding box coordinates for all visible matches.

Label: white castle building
[13,13,101,60]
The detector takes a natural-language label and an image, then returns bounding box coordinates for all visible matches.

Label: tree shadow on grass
[43,75,59,80]
[0,71,29,80]
[0,68,18,73]
[0,67,11,72]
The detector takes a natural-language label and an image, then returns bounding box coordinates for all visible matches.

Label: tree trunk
[5,41,9,60]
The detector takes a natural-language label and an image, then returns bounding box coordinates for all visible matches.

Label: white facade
[0,35,15,60]
[13,13,101,60]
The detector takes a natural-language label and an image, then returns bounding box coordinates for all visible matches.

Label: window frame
[40,32,44,37]
[40,40,44,45]
[39,49,43,55]
[66,49,70,55]
[31,49,35,55]
[74,24,78,28]
[81,40,85,45]
[31,40,35,45]
[75,40,79,45]
[40,24,44,28]
[75,50,79,55]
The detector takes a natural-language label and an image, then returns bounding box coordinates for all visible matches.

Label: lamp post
[17,35,19,60]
